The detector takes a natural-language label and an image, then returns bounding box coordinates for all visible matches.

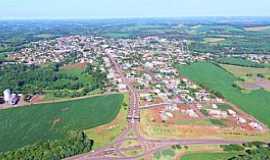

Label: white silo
[3,89,11,103]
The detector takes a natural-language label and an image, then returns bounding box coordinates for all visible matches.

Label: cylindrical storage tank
[3,89,11,102]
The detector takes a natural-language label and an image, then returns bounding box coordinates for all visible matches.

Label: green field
[181,152,236,160]
[220,64,270,78]
[189,24,270,54]
[0,94,123,152]
[85,93,129,149]
[154,147,179,160]
[215,57,265,68]
[178,62,270,127]
[59,65,94,87]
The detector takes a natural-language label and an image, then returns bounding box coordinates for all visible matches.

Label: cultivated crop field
[178,62,270,128]
[85,93,129,149]
[0,94,123,152]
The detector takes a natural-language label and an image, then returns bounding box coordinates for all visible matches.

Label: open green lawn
[181,152,236,160]
[178,62,270,127]
[59,66,93,85]
[0,94,123,152]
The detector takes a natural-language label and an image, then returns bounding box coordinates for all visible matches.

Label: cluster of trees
[0,63,107,98]
[0,64,78,94]
[0,131,93,160]
[84,64,107,90]
[221,142,270,160]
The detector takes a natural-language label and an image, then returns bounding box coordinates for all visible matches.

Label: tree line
[0,131,93,160]
[221,142,270,160]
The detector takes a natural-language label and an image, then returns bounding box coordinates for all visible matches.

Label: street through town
[65,54,244,160]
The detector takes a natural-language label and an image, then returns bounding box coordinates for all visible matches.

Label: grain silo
[3,89,11,103]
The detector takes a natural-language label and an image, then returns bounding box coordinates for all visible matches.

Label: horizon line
[1,16,270,21]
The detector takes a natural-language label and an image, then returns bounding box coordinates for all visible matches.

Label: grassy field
[85,93,129,149]
[175,119,213,126]
[154,144,231,160]
[181,152,236,160]
[220,64,270,91]
[0,94,123,152]
[216,57,264,68]
[220,64,270,78]
[59,65,93,87]
[178,145,239,160]
[154,148,177,160]
[178,62,270,127]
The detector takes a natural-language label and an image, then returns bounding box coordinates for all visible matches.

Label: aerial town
[1,27,270,159]
[1,0,270,159]
[1,35,266,132]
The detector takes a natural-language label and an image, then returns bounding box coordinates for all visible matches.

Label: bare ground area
[241,78,270,91]
[139,106,270,142]
[62,62,87,70]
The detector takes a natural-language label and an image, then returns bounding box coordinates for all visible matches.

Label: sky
[0,0,270,19]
